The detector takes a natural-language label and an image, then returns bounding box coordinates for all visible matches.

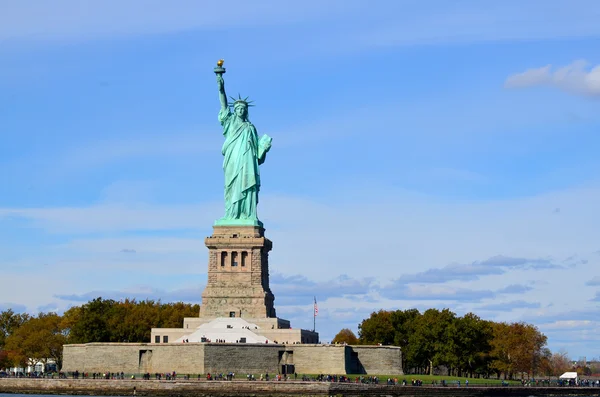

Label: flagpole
[313,296,316,332]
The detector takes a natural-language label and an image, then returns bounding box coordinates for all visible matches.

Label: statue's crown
[228,94,254,108]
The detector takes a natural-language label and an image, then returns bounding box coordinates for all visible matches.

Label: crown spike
[226,93,255,108]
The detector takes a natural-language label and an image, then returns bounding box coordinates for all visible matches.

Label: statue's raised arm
[216,74,227,111]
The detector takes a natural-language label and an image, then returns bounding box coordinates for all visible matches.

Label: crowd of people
[3,369,599,387]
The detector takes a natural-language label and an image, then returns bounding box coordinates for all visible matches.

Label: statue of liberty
[214,60,272,227]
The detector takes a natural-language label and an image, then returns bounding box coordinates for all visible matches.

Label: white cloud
[505,60,600,97]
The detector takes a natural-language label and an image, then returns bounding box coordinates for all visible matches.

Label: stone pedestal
[200,225,276,318]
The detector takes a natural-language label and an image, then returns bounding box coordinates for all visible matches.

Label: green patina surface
[213,62,272,227]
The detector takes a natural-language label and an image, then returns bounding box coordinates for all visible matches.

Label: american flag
[314,296,318,316]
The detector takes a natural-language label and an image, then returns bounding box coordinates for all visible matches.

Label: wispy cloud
[54,285,203,303]
[585,276,600,286]
[522,308,600,325]
[0,302,27,313]
[541,320,598,331]
[497,284,533,294]
[505,60,600,97]
[37,302,61,313]
[393,255,557,285]
[477,300,541,312]
[379,281,538,303]
[271,273,376,304]
[380,284,496,302]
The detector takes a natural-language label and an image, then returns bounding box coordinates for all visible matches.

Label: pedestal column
[200,225,276,318]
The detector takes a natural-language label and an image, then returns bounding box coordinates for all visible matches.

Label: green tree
[405,308,457,374]
[358,310,395,345]
[452,313,493,377]
[64,298,200,344]
[159,302,200,328]
[389,309,420,371]
[64,297,116,343]
[332,328,359,344]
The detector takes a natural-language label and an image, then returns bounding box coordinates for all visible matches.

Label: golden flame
[217,59,224,67]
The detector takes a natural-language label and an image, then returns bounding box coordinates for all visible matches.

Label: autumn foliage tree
[0,350,10,370]
[332,328,358,344]
[4,313,66,369]
[63,298,199,344]
[490,321,547,379]
[0,298,199,371]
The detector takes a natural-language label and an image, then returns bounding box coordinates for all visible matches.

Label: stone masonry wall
[63,343,400,376]
[63,343,205,374]
[291,345,347,375]
[203,343,281,374]
[201,226,275,318]
[145,344,205,374]
[351,346,403,375]
[62,344,142,373]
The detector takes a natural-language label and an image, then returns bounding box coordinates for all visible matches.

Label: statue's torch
[214,59,226,75]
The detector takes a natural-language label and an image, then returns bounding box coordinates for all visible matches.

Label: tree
[4,312,67,371]
[539,348,553,376]
[490,321,547,379]
[63,297,116,343]
[0,309,30,348]
[358,310,395,345]
[0,349,11,370]
[452,314,493,377]
[408,308,456,374]
[549,350,571,376]
[390,309,420,372]
[332,328,358,344]
[490,322,513,378]
[510,322,547,377]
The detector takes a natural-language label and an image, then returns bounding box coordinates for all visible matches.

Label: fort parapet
[62,342,402,375]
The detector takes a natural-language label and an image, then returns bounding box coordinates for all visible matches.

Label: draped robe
[218,107,267,222]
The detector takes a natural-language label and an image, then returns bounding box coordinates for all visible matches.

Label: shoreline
[1,378,600,397]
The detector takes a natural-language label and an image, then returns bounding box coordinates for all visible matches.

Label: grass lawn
[362,374,520,385]
[250,373,520,385]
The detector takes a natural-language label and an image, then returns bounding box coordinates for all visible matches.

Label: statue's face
[235,105,247,120]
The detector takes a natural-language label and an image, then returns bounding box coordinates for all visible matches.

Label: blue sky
[1,0,600,358]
